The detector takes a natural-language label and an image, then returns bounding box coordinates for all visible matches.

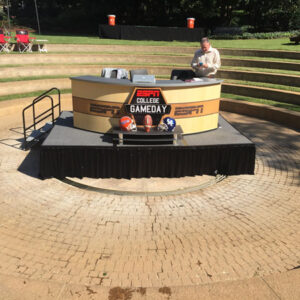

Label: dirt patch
[108,287,134,300]
[136,287,146,295]
[158,286,172,296]
[86,286,97,295]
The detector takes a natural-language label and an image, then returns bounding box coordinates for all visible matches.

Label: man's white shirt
[191,46,221,77]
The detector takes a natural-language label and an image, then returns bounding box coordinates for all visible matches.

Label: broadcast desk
[39,76,256,179]
[71,76,222,135]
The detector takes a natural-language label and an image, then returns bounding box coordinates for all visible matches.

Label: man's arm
[206,49,221,72]
[191,51,201,70]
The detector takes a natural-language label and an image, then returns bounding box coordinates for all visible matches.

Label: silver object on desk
[132,74,156,84]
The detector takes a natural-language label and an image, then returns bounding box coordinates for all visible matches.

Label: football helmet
[162,117,176,132]
[119,116,137,131]
[157,123,168,132]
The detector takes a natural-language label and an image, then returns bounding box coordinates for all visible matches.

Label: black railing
[22,88,61,150]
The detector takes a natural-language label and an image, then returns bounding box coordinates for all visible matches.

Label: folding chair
[0,29,11,53]
[101,68,129,79]
[170,69,195,80]
[15,30,36,53]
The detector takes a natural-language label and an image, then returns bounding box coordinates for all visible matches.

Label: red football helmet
[119,116,137,131]
[143,114,152,132]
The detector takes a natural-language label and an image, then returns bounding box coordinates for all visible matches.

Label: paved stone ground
[0,99,299,298]
[0,269,299,300]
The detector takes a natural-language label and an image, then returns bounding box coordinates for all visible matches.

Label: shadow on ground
[282,42,299,46]
[17,146,41,179]
[222,114,300,176]
[0,138,23,150]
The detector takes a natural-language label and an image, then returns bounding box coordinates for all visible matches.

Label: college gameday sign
[125,88,171,125]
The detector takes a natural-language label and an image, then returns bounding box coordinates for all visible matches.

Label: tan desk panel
[72,80,221,103]
[71,78,222,134]
[162,84,221,103]
[72,81,133,103]
[73,96,220,119]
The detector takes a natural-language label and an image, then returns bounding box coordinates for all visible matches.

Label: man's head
[200,37,210,52]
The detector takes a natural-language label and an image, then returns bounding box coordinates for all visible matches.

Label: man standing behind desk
[191,37,221,78]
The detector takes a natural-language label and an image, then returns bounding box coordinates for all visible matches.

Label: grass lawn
[222,55,300,63]
[224,79,300,92]
[220,66,300,76]
[33,34,300,51]
[0,62,187,68]
[0,75,74,83]
[213,39,300,51]
[0,89,71,102]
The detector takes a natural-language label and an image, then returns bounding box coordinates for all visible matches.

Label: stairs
[0,42,299,124]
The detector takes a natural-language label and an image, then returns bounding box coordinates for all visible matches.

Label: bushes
[211,30,300,40]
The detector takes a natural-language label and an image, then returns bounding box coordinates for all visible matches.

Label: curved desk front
[71,76,222,135]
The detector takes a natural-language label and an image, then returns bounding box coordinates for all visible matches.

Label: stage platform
[98,24,205,42]
[39,111,255,179]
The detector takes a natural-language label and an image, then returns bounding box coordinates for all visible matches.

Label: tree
[244,0,300,31]
[5,0,300,34]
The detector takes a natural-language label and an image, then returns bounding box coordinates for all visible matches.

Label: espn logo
[136,90,160,97]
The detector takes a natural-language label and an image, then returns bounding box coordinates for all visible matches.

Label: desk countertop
[70,75,222,88]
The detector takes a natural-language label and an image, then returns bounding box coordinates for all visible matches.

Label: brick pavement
[0,100,299,298]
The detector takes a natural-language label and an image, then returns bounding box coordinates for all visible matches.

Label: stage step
[24,122,53,147]
[112,127,183,146]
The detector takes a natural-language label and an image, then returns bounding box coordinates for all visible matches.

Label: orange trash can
[108,15,116,26]
[187,18,195,29]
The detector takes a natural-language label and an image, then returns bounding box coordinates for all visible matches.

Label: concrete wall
[222,58,300,72]
[220,98,300,131]
[219,48,300,60]
[222,83,300,106]
[218,70,300,87]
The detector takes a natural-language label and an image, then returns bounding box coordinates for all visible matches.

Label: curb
[45,44,300,60]
[60,175,226,196]
[2,64,300,89]
[218,69,300,87]
[2,54,299,72]
[219,48,300,60]
[222,58,300,72]
[0,53,191,66]
[220,98,300,131]
[0,78,70,97]
[222,83,300,106]
[0,65,184,80]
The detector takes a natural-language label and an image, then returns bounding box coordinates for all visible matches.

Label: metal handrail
[22,87,61,150]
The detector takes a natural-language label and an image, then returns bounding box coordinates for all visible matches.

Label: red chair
[0,29,11,53]
[15,30,36,53]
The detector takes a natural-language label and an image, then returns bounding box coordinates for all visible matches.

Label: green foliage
[4,0,300,34]
[243,0,300,31]
[6,34,294,51]
[3,0,247,33]
[221,93,300,112]
[211,30,300,40]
